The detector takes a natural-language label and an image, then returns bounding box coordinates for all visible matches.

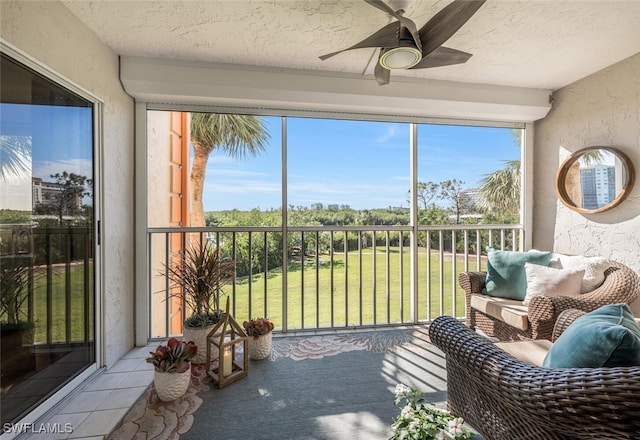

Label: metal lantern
[205,298,248,388]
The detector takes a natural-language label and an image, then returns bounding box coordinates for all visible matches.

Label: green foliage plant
[390,384,474,440]
[0,257,44,327]
[146,337,198,373]
[164,243,234,328]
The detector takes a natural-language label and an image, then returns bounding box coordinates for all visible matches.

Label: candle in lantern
[223,347,233,377]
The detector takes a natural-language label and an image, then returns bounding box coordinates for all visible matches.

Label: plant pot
[183,324,213,364]
[183,323,223,364]
[1,322,36,380]
[153,368,191,401]
[247,331,272,360]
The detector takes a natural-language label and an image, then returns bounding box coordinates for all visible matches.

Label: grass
[20,247,483,341]
[228,247,483,331]
[29,264,94,344]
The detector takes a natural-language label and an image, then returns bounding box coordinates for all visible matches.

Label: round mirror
[556,147,635,213]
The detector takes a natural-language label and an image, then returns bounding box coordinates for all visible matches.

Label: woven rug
[108,327,452,440]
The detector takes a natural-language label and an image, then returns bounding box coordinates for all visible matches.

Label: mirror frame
[556,147,635,214]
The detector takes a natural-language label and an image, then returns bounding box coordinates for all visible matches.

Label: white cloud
[377,124,400,143]
[33,158,93,180]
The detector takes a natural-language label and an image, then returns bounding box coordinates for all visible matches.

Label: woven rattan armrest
[429,316,640,439]
[551,308,586,341]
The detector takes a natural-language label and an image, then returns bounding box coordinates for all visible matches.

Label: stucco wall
[534,54,640,273]
[1,1,135,366]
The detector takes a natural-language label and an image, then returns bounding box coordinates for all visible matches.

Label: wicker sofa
[461,260,640,341]
[429,314,640,440]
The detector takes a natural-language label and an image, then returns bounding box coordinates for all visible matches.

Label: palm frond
[0,135,32,180]
[477,160,521,214]
[190,113,269,158]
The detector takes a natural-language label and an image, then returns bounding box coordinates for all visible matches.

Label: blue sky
[203,117,520,211]
[1,106,519,212]
[0,104,93,210]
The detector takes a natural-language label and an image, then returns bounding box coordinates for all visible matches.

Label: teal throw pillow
[483,248,551,301]
[543,303,640,368]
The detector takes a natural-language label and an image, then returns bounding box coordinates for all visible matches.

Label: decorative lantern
[205,298,248,388]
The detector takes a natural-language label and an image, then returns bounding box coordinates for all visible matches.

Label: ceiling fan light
[379,46,422,70]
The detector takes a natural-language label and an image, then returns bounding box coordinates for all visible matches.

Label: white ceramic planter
[183,324,215,364]
[248,331,273,360]
[154,368,191,401]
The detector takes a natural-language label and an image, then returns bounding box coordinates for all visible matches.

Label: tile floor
[19,344,156,440]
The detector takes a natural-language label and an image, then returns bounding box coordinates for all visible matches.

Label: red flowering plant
[242,317,274,339]
[146,338,198,373]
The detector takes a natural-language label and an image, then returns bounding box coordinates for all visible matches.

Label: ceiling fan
[319,0,486,85]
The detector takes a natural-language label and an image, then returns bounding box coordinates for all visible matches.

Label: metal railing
[148,224,523,338]
[0,225,94,345]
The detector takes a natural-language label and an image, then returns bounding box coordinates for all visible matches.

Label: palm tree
[477,159,521,215]
[477,131,605,216]
[0,135,31,180]
[189,113,269,227]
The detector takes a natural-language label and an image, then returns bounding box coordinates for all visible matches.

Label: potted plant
[146,337,198,401]
[243,317,274,360]
[164,243,234,363]
[1,255,41,379]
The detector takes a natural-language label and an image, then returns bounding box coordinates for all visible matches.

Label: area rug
[108,327,450,440]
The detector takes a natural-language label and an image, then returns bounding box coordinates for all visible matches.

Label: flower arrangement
[243,317,274,339]
[390,384,474,440]
[146,338,198,373]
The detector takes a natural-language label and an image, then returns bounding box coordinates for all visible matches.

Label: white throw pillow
[524,262,585,305]
[549,254,610,293]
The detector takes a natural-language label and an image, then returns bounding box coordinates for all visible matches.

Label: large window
[146,110,523,334]
[0,53,96,425]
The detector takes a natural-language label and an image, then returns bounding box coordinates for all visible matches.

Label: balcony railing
[148,224,523,338]
[0,225,94,346]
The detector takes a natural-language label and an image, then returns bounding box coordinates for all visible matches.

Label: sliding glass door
[0,53,96,425]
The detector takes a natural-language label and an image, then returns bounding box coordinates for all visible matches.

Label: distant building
[580,165,616,209]
[32,177,83,211]
[460,188,481,209]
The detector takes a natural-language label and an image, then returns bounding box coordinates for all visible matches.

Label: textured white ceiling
[62,0,640,90]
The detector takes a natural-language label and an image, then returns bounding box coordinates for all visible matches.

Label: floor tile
[121,346,155,359]
[106,358,145,373]
[83,373,127,392]
[116,370,153,389]
[20,412,92,440]
[68,409,129,438]
[57,390,112,414]
[96,387,148,411]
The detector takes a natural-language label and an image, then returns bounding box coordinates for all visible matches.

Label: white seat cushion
[470,294,529,331]
[495,339,553,366]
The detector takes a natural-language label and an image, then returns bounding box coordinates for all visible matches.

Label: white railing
[147,224,523,338]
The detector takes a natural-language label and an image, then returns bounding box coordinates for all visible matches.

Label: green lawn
[229,247,483,330]
[21,247,483,340]
[31,264,94,344]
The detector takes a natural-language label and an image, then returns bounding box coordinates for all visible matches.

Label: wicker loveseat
[461,260,640,341]
[429,314,640,440]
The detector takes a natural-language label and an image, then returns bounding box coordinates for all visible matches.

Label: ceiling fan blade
[374,58,391,85]
[418,0,486,57]
[409,46,472,69]
[319,21,400,60]
[363,0,422,52]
